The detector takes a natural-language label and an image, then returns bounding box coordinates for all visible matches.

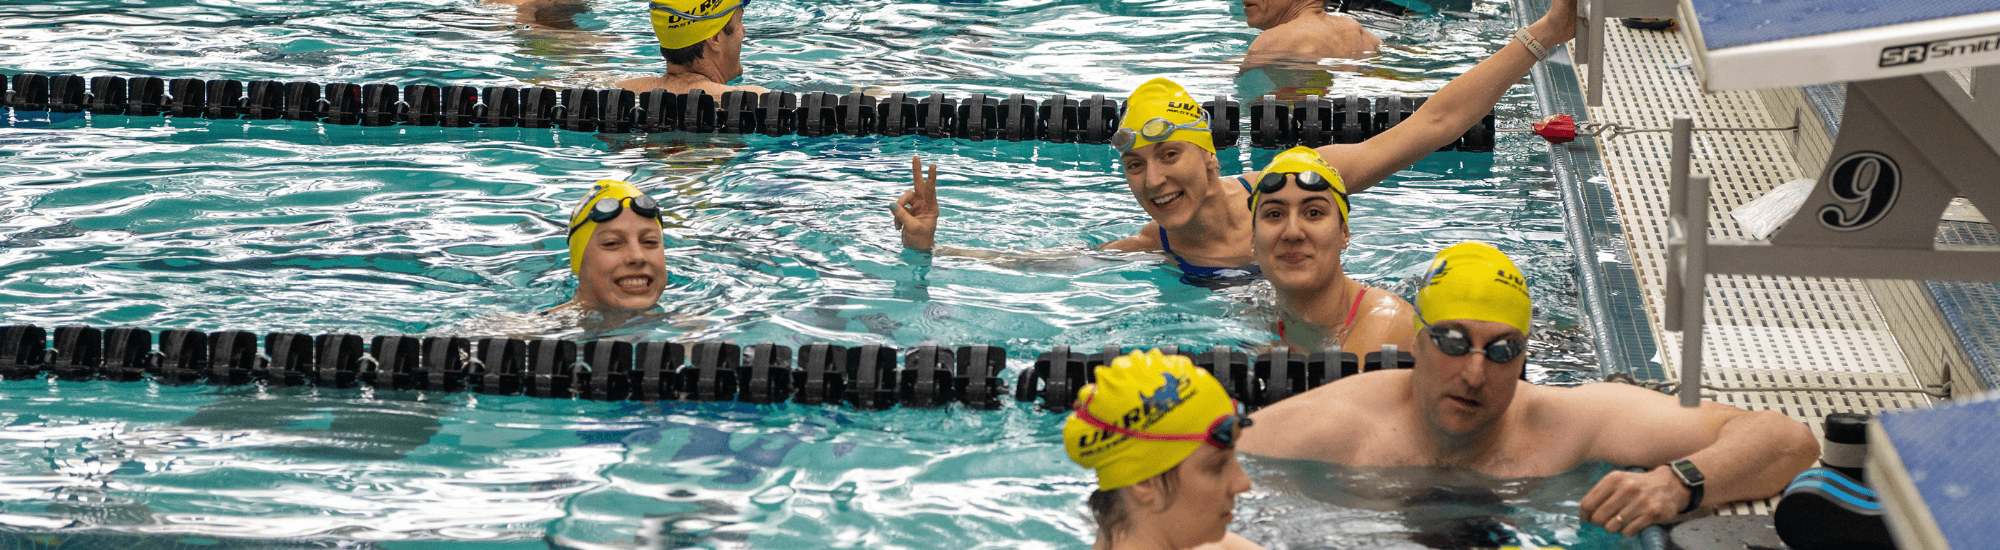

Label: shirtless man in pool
[1240,242,1820,536]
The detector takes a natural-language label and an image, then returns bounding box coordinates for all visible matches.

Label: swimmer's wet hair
[1086,463,1182,545]
[658,19,740,66]
[661,42,706,66]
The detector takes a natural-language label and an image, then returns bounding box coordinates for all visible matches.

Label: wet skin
[1108,442,1259,550]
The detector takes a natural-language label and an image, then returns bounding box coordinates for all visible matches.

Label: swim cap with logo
[1063,349,1236,490]
[1251,145,1349,221]
[1117,78,1216,156]
[651,0,746,51]
[567,180,663,275]
[1413,241,1532,334]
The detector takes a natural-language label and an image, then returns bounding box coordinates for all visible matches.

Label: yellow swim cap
[1413,242,1532,334]
[651,0,746,51]
[1251,146,1348,221]
[567,180,662,275]
[1115,78,1215,156]
[1063,350,1237,490]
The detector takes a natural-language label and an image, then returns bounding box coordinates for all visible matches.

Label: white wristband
[1515,28,1550,61]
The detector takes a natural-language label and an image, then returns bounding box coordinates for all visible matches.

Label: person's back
[1249,12,1381,61]
[1243,0,1381,61]
[619,0,767,95]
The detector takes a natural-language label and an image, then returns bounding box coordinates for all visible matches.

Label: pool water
[0,0,1616,548]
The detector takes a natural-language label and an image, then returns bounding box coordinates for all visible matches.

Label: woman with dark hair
[1064,349,1264,550]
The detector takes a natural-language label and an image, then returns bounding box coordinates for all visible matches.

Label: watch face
[1673,459,1705,485]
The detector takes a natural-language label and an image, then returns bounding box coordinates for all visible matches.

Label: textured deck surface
[1576,18,1957,516]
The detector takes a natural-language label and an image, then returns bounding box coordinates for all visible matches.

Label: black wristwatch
[1669,459,1706,514]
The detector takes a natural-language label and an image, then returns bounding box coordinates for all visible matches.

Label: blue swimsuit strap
[1157,176,1256,276]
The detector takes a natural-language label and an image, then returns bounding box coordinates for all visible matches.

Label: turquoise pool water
[0,0,1625,547]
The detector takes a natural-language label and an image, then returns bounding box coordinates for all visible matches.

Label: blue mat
[1876,395,2000,547]
[1688,0,2000,50]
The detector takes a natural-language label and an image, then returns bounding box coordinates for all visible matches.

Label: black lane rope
[1,72,1497,152]
[0,323,1431,411]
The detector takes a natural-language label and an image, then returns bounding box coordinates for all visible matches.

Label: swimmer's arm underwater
[1282,0,1579,194]
[1099,221,1165,253]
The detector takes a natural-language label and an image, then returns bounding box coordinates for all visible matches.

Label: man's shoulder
[1250,13,1381,59]
[1253,370,1406,422]
[1513,382,1668,428]
[1240,370,1409,460]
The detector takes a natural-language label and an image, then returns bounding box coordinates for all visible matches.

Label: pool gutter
[1511,0,1661,382]
[1510,1,1670,549]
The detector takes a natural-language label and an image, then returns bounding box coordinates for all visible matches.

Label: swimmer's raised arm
[1303,0,1579,193]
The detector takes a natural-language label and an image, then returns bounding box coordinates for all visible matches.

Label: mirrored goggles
[1424,325,1527,364]
[1111,110,1211,154]
[1256,170,1334,195]
[651,0,747,21]
[569,195,662,236]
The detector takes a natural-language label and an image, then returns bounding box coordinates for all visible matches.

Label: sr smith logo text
[1881,32,2000,67]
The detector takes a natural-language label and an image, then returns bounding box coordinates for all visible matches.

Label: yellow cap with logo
[651,0,746,51]
[1251,146,1349,221]
[1063,349,1236,490]
[1114,78,1215,155]
[1413,241,1532,333]
[567,180,661,275]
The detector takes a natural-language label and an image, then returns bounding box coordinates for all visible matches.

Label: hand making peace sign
[891,155,939,252]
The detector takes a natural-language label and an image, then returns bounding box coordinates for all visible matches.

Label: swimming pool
[0,0,1617,547]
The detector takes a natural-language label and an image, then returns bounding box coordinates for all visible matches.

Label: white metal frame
[1666,69,2000,406]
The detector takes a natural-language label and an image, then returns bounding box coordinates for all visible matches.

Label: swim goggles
[1111,110,1212,154]
[1256,170,1335,195]
[1424,324,1527,364]
[568,195,663,237]
[1072,399,1255,450]
[651,0,748,21]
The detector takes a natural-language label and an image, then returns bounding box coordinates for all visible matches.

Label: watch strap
[1669,459,1705,514]
[1679,482,1704,514]
[1514,28,1550,62]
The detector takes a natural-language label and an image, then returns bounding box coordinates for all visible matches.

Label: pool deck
[1530,4,1998,518]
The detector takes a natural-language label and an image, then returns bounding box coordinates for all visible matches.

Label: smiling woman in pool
[547,179,670,315]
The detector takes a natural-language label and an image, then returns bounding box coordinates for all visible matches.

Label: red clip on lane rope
[1533,114,1577,145]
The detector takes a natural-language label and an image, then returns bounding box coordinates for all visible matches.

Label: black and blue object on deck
[1773,468,1893,550]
